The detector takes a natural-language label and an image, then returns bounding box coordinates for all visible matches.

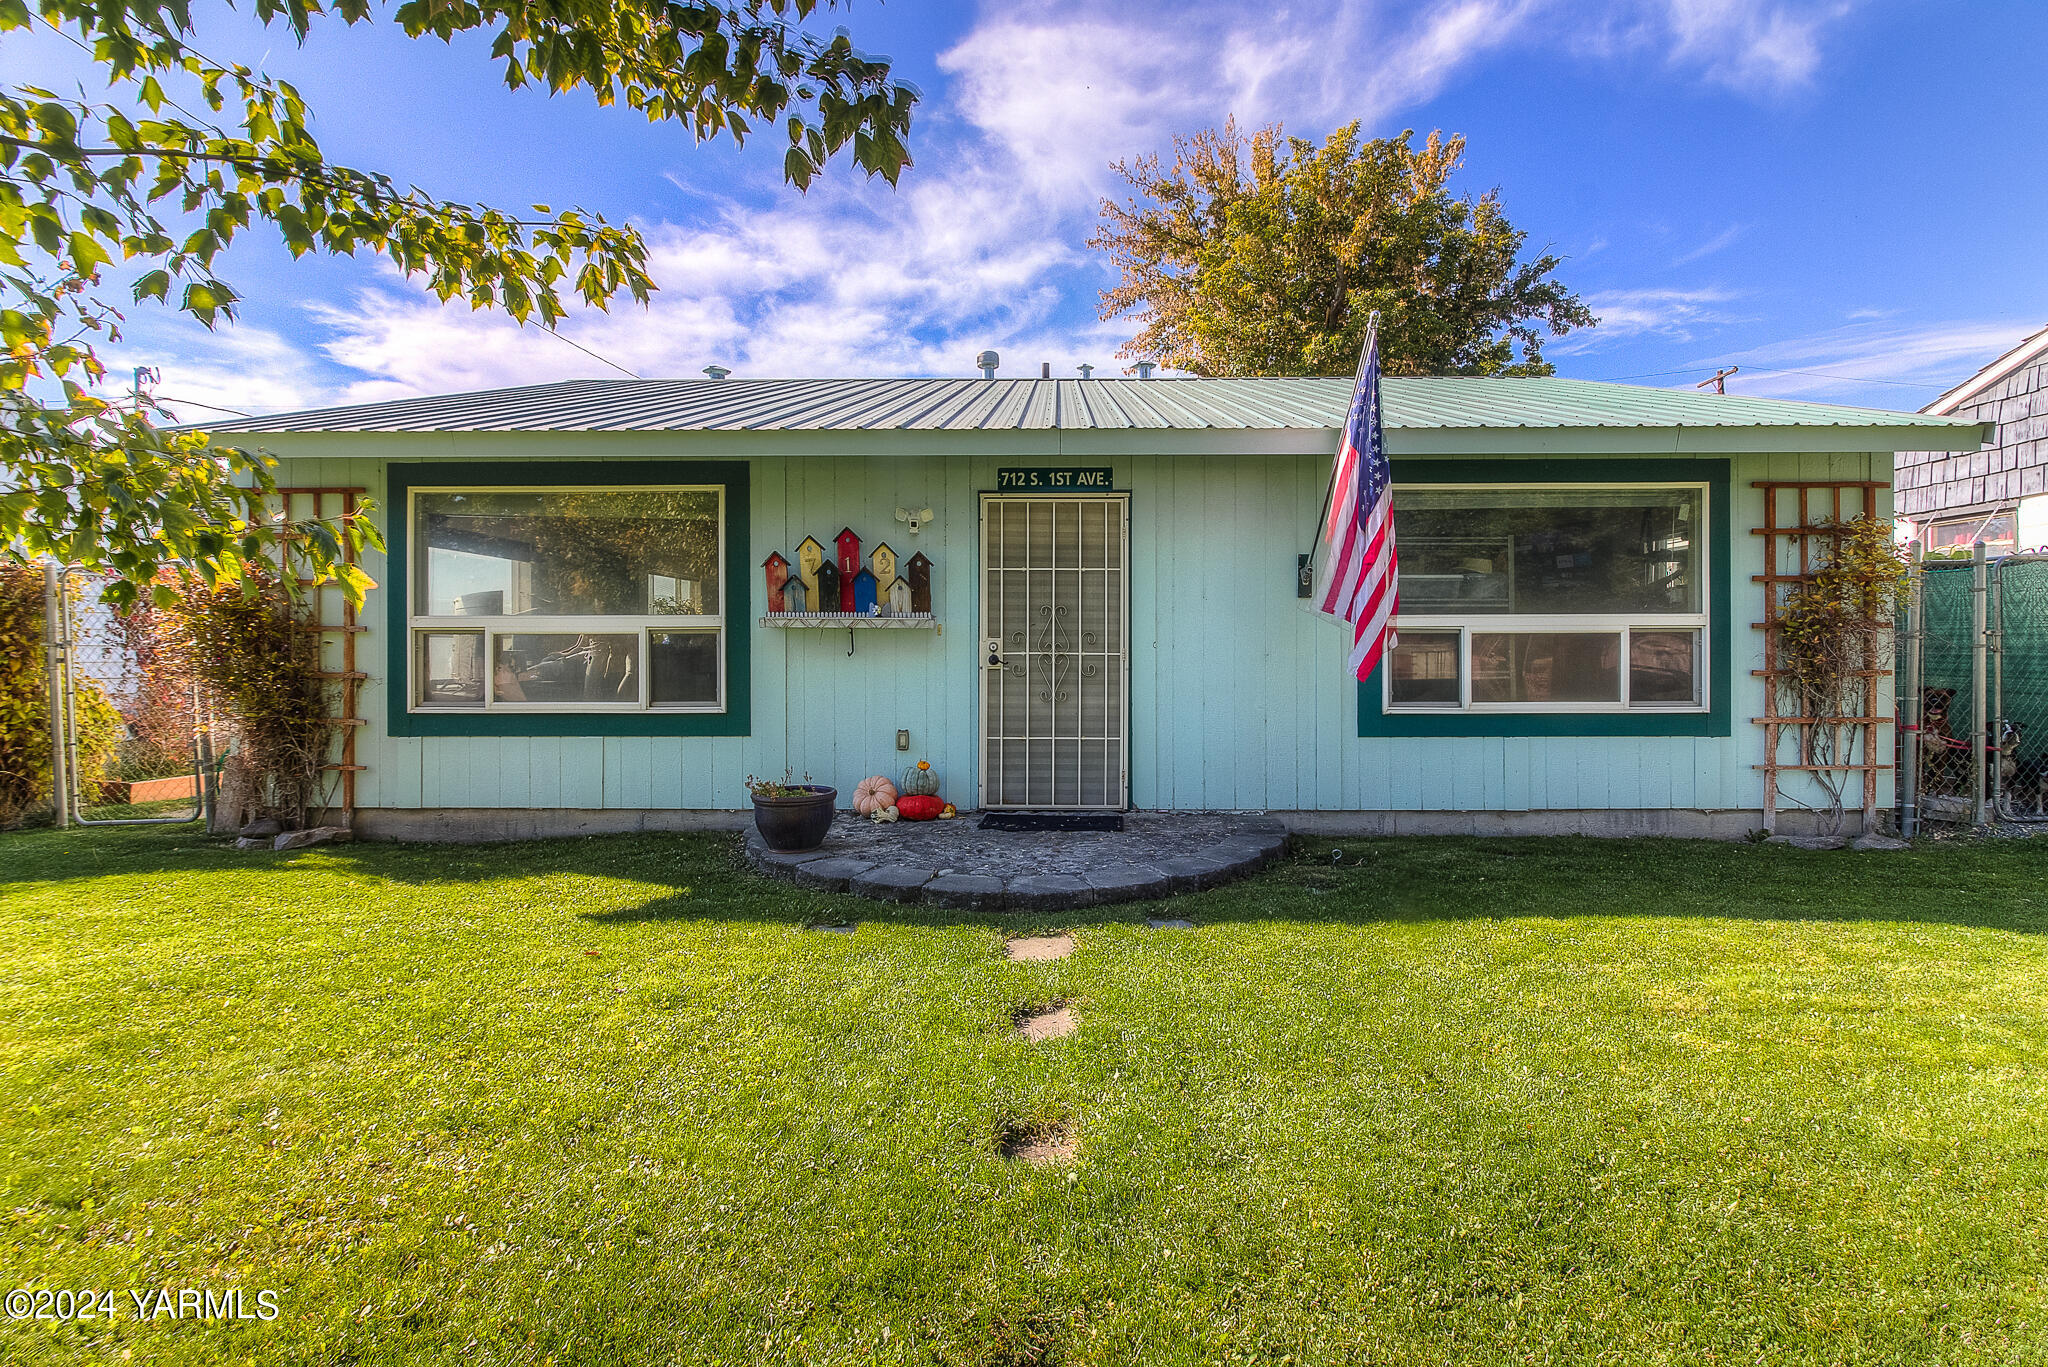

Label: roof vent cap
[1078,363,1095,380]
[1132,361,1156,380]
[702,365,732,380]
[975,349,1000,380]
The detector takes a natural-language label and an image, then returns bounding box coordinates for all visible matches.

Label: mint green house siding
[251,419,1924,832]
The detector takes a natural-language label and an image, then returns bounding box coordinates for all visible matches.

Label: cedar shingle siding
[1898,347,2048,519]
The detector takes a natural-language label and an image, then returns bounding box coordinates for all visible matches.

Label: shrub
[164,573,330,827]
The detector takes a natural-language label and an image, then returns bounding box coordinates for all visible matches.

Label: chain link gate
[1899,549,2048,830]
[44,565,215,828]
[1990,554,2048,821]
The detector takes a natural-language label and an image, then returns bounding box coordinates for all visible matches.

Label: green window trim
[1358,458,1732,738]
[385,460,751,737]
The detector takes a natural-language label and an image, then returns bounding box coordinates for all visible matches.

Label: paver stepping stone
[1005,933,1074,961]
[807,922,856,934]
[1014,1003,1077,1041]
[924,873,1007,910]
[791,857,878,892]
[998,1120,1077,1166]
[849,864,936,901]
[1147,917,1195,931]
[1083,863,1169,899]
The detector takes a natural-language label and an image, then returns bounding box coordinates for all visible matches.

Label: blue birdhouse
[852,567,878,615]
[784,577,808,614]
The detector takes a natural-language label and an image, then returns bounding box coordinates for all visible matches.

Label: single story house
[1897,322,2048,552]
[213,375,1987,840]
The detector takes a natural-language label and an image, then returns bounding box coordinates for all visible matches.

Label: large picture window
[1385,484,1709,713]
[407,486,726,713]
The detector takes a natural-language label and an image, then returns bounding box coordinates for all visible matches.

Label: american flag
[1315,327,1399,680]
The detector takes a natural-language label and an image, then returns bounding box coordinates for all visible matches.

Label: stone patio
[743,811,1289,910]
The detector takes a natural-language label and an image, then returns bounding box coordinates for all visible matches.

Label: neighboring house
[212,376,1985,839]
[1896,323,2048,552]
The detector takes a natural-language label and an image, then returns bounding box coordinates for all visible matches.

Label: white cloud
[1672,223,1747,265]
[1563,287,1741,345]
[98,321,334,422]
[1680,318,2035,405]
[179,0,1875,411]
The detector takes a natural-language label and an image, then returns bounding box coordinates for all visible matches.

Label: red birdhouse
[834,527,860,612]
[761,551,790,613]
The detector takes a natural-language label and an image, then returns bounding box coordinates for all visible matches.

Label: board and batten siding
[266,440,1890,821]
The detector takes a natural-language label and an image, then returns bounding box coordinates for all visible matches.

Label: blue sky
[9,0,2046,419]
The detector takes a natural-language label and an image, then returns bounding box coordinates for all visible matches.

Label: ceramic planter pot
[750,784,838,852]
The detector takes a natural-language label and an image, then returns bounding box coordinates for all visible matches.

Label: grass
[2,824,2046,1365]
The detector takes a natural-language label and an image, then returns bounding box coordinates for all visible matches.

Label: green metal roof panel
[208,374,1988,438]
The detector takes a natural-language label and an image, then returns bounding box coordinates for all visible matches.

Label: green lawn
[2,825,2046,1365]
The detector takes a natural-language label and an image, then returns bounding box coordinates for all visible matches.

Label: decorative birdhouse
[887,575,911,616]
[852,567,878,615]
[834,528,860,611]
[795,536,825,604]
[762,551,790,613]
[870,542,897,594]
[815,559,841,615]
[784,577,808,614]
[906,552,933,614]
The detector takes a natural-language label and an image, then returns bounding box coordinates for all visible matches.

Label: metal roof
[212,375,1988,436]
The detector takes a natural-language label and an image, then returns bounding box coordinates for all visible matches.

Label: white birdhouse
[895,505,935,535]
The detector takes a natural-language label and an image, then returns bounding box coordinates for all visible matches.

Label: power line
[542,327,639,379]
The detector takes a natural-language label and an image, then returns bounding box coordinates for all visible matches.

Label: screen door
[980,494,1129,809]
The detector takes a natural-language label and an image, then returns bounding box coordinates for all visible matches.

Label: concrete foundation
[336,805,1871,844]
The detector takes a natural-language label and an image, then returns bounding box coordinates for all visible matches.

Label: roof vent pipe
[1078,363,1094,380]
[702,365,731,380]
[1133,361,1156,380]
[1041,361,1051,379]
[976,349,1000,380]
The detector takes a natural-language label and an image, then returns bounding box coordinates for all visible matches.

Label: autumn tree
[1,0,916,608]
[1091,121,1593,378]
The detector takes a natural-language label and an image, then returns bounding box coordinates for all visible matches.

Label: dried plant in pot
[746,771,837,852]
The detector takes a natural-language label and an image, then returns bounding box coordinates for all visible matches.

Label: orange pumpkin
[896,794,944,821]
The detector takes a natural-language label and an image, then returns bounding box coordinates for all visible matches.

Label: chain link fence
[1901,552,2048,828]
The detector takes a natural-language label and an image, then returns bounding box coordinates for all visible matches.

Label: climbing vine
[1771,516,1910,831]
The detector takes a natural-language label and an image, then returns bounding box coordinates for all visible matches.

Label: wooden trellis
[277,487,369,826]
[1752,479,1889,833]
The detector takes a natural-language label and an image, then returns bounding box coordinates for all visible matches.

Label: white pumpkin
[852,775,898,815]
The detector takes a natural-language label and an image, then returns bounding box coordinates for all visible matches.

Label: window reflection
[417,489,720,617]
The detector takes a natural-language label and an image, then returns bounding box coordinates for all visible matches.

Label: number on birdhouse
[834,528,860,612]
[795,537,825,605]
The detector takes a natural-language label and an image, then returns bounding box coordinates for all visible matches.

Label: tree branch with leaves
[1,0,917,608]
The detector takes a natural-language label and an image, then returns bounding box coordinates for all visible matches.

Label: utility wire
[543,328,639,378]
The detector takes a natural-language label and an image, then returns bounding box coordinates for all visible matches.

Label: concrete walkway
[744,811,1288,910]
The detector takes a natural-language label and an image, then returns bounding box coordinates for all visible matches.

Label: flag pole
[1306,310,1382,589]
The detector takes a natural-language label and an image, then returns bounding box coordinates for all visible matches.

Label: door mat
[978,812,1125,833]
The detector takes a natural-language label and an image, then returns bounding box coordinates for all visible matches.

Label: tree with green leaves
[1,0,916,609]
[1091,121,1593,379]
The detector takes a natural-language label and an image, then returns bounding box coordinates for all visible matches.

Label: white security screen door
[980,494,1130,809]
